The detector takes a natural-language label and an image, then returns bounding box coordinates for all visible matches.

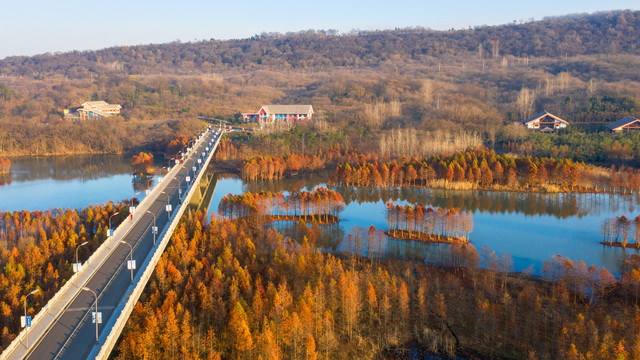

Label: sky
[0,0,638,60]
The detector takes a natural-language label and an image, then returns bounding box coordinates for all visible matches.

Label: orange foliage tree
[0,201,129,349]
[131,152,154,175]
[0,159,10,173]
[112,211,640,360]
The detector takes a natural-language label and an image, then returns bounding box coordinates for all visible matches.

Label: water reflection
[0,173,10,186]
[8,154,133,182]
[205,173,640,276]
[242,171,639,219]
[133,175,155,192]
[0,154,162,211]
[331,186,639,220]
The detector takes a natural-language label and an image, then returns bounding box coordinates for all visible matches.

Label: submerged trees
[218,187,345,224]
[385,202,473,242]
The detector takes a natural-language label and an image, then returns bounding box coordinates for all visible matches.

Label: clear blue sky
[1,0,637,59]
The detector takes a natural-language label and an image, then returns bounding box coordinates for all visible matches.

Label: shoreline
[234,214,340,225]
[385,229,468,244]
[601,241,640,250]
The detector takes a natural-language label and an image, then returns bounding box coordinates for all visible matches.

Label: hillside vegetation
[1,10,639,162]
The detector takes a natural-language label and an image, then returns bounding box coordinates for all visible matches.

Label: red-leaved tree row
[240,146,382,181]
[385,202,474,241]
[0,159,10,173]
[333,148,640,191]
[0,202,131,348]
[218,187,345,222]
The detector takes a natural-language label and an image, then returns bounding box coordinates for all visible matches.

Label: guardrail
[0,130,210,360]
[91,130,220,359]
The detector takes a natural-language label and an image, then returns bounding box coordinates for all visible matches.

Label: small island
[601,214,640,249]
[385,202,473,244]
[131,152,155,176]
[218,187,345,225]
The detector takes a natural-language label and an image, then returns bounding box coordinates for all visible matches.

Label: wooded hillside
[1,11,638,77]
[1,10,639,163]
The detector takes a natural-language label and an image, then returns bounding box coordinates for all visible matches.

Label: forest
[0,202,130,349]
[2,8,640,360]
[110,210,640,359]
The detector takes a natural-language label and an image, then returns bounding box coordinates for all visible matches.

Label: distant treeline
[502,127,640,165]
[331,148,640,193]
[240,146,366,181]
[1,11,638,77]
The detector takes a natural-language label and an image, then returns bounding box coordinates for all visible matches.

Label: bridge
[1,127,223,360]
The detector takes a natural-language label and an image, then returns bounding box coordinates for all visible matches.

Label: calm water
[0,154,161,211]
[2,155,638,276]
[205,173,640,276]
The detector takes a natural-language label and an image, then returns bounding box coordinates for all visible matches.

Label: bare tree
[516,87,535,120]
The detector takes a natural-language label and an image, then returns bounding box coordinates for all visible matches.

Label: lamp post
[108,212,120,238]
[74,241,89,273]
[127,197,137,220]
[24,289,40,349]
[120,241,134,282]
[81,287,99,342]
[162,191,172,220]
[146,210,157,245]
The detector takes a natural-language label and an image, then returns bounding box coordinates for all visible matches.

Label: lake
[0,154,162,211]
[204,172,640,276]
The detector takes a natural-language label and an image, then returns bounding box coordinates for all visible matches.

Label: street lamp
[74,241,89,273]
[108,212,120,238]
[81,287,99,342]
[120,240,135,282]
[146,210,157,245]
[127,198,137,220]
[23,289,40,349]
[161,191,172,220]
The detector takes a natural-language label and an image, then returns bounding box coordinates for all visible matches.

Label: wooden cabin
[244,105,314,124]
[523,111,569,132]
[607,116,640,133]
